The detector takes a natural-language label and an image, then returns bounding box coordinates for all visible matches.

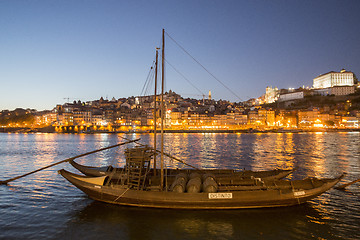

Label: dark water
[0,132,359,239]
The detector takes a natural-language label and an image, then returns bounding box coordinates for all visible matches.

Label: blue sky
[1,0,359,110]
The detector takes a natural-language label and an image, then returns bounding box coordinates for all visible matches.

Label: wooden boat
[58,160,343,209]
[59,145,343,209]
[59,29,343,209]
[69,158,295,181]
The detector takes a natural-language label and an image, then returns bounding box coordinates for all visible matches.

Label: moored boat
[58,165,343,209]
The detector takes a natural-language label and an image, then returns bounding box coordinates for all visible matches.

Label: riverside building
[313,69,355,89]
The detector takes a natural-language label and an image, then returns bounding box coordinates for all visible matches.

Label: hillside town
[1,69,359,133]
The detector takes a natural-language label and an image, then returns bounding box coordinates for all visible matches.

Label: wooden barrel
[186,173,202,193]
[170,173,188,193]
[202,177,218,193]
[202,173,216,181]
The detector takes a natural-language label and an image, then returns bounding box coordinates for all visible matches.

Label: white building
[278,91,304,102]
[313,69,355,89]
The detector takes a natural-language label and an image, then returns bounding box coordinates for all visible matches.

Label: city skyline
[1,0,360,111]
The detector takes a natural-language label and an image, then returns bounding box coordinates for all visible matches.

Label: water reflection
[247,133,296,171]
[275,133,296,168]
[55,201,337,240]
[1,132,356,179]
[1,132,359,239]
[111,132,359,180]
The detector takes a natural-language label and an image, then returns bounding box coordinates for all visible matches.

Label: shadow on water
[56,200,337,240]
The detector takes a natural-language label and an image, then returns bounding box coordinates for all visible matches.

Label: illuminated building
[247,109,274,126]
[298,109,320,127]
[341,116,358,128]
[266,110,275,126]
[91,114,104,126]
[265,86,279,103]
[247,110,258,125]
[73,109,92,125]
[313,69,355,89]
[61,112,73,126]
[226,112,248,125]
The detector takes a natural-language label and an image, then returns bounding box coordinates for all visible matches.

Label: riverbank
[1,126,360,134]
[0,126,56,133]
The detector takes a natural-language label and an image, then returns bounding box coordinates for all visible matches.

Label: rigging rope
[165,31,243,102]
[140,60,156,97]
[145,68,155,96]
[164,58,205,97]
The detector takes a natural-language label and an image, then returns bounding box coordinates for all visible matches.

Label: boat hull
[59,169,342,209]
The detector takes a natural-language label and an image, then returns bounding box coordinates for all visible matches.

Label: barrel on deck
[202,175,218,193]
[186,172,202,193]
[170,173,188,193]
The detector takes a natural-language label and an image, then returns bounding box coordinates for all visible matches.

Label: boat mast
[160,29,165,189]
[153,48,159,176]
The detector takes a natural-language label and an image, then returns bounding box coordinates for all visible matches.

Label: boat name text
[293,191,305,197]
[208,193,233,199]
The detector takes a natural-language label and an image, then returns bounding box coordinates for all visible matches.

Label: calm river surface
[0,132,359,239]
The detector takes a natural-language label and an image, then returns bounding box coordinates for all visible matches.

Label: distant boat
[59,29,343,209]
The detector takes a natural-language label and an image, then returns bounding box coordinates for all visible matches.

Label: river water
[0,132,359,239]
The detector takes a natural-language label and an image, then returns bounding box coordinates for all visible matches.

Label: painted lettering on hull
[208,193,233,199]
[293,191,305,197]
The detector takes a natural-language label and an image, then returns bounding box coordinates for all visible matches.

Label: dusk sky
[1,0,360,111]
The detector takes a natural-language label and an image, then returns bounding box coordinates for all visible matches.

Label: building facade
[313,69,355,89]
[278,91,304,102]
[265,86,279,103]
[331,86,356,96]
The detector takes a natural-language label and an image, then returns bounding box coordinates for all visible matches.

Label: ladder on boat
[125,146,153,190]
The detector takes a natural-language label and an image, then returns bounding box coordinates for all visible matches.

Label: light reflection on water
[0,132,359,239]
[53,201,340,240]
